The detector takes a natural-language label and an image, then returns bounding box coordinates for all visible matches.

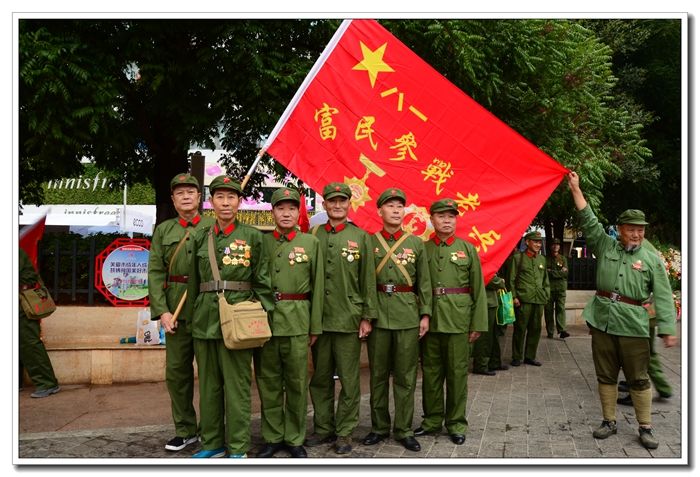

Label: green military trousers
[590,327,651,389]
[544,290,567,336]
[309,331,361,438]
[193,338,253,454]
[472,306,498,373]
[166,321,198,438]
[512,302,544,361]
[367,327,419,439]
[253,335,310,446]
[420,331,470,435]
[19,315,58,390]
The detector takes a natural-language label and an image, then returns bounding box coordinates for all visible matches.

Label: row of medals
[289,251,309,266]
[222,243,251,267]
[341,247,360,262]
[393,254,415,266]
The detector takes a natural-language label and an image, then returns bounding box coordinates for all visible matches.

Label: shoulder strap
[311,224,321,236]
[375,232,413,287]
[207,226,222,283]
[167,229,191,276]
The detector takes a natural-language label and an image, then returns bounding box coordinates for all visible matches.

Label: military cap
[376,187,406,207]
[170,173,200,191]
[209,175,243,195]
[551,238,561,245]
[271,187,300,206]
[323,182,352,200]
[429,198,459,215]
[616,209,649,226]
[524,231,544,241]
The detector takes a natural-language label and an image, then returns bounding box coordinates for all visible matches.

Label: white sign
[20,204,156,228]
[120,208,154,235]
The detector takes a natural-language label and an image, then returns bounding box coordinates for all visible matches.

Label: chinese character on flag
[265,19,568,281]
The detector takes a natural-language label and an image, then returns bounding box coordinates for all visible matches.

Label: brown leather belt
[596,290,643,306]
[200,280,252,292]
[274,292,310,302]
[168,275,189,284]
[377,284,415,294]
[433,287,471,296]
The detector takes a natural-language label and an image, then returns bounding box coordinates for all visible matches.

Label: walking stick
[166,291,188,329]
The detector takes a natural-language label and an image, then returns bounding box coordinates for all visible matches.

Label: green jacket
[263,230,324,336]
[546,254,569,292]
[424,235,488,334]
[578,205,676,337]
[311,222,377,332]
[371,230,432,330]
[185,220,275,340]
[507,251,550,305]
[486,274,506,309]
[148,214,215,321]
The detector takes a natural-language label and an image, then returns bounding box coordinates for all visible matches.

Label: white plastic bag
[136,308,161,345]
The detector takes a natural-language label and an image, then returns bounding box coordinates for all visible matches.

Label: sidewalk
[17,323,684,462]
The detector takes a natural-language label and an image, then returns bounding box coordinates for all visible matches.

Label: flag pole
[240,19,354,190]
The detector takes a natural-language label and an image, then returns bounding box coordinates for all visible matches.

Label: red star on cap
[179,175,186,181]
[447,201,454,206]
[335,186,340,191]
[284,190,290,196]
[223,177,230,183]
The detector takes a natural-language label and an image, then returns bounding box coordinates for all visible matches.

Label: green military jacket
[311,222,377,332]
[186,220,274,340]
[486,274,506,309]
[546,253,569,292]
[424,235,487,334]
[371,230,432,330]
[507,251,550,305]
[578,205,676,337]
[148,214,215,321]
[263,230,324,337]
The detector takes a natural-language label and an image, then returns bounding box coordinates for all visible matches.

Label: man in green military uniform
[362,188,431,452]
[414,198,487,445]
[254,187,324,458]
[148,173,215,452]
[567,171,677,450]
[508,230,550,367]
[185,174,274,458]
[305,182,376,455]
[544,238,570,339]
[19,248,60,398]
[472,273,509,375]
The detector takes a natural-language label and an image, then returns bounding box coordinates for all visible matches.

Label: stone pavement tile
[503,445,528,458]
[551,444,577,458]
[452,445,480,458]
[478,445,505,458]
[425,445,457,458]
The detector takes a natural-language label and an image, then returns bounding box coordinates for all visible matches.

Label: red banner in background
[266,19,568,281]
[19,215,46,270]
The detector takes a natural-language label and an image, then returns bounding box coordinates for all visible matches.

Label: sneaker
[30,386,60,398]
[165,435,198,451]
[228,453,247,458]
[639,427,659,449]
[592,420,617,439]
[192,447,227,458]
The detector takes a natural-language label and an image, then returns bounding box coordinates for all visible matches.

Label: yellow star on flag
[352,42,395,88]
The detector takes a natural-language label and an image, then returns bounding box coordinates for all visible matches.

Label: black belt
[596,290,643,306]
[200,280,252,292]
[377,284,415,294]
[433,287,471,296]
[274,292,310,302]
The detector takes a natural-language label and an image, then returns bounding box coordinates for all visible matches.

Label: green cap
[616,209,648,225]
[429,198,459,214]
[323,182,352,200]
[524,231,544,241]
[376,187,406,207]
[170,173,200,191]
[271,187,300,206]
[550,238,561,245]
[209,175,243,195]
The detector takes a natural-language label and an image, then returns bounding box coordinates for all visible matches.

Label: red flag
[265,20,568,281]
[298,193,310,233]
[19,215,47,270]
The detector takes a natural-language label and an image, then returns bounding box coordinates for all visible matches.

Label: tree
[19,19,339,224]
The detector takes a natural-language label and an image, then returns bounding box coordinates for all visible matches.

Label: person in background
[544,238,570,340]
[472,273,509,375]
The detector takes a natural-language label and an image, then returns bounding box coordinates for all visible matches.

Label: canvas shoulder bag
[20,278,57,320]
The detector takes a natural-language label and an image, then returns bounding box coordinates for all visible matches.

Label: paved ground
[16,322,685,464]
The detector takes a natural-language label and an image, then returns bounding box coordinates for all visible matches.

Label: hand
[513,297,521,307]
[567,171,580,190]
[661,335,677,347]
[468,331,481,343]
[418,315,429,339]
[309,334,319,347]
[562,267,568,273]
[359,319,373,339]
[160,312,178,334]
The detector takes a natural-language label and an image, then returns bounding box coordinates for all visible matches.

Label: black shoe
[489,364,509,371]
[524,358,542,366]
[510,359,521,367]
[334,436,352,454]
[473,369,496,376]
[413,427,437,437]
[398,436,421,451]
[165,435,198,452]
[618,381,629,393]
[287,445,307,458]
[256,442,284,458]
[304,433,336,447]
[449,434,466,445]
[362,432,388,446]
[559,331,570,339]
[617,394,633,406]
